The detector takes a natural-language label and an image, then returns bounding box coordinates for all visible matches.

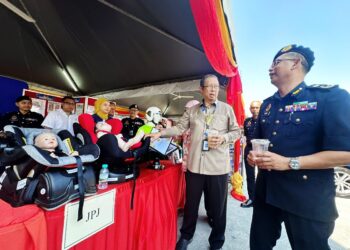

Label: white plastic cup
[207,129,219,148]
[207,129,219,140]
[251,139,270,153]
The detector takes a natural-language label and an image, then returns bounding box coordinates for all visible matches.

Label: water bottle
[98,164,109,190]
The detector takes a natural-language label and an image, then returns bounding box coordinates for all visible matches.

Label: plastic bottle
[98,164,109,190]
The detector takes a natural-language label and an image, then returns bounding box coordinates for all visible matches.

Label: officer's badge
[281,45,292,52]
[264,103,271,115]
[10,115,18,122]
[291,87,303,96]
[247,121,251,127]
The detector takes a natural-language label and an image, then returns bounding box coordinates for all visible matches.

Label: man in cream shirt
[148,74,241,250]
[42,96,78,135]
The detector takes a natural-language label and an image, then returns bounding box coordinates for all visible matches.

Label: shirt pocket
[211,115,227,132]
[283,112,315,138]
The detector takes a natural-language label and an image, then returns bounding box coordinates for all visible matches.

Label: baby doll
[95,122,142,152]
[34,132,79,158]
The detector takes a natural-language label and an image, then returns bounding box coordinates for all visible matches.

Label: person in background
[248,44,350,250]
[121,104,144,139]
[240,100,261,208]
[109,101,117,119]
[147,74,241,250]
[42,96,78,135]
[0,96,44,130]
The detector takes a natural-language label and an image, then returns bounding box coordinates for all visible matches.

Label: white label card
[62,189,116,250]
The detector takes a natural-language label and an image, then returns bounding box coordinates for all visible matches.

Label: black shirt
[243,117,258,145]
[121,117,144,139]
[1,111,44,130]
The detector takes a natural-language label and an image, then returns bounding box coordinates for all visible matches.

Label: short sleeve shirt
[41,109,78,135]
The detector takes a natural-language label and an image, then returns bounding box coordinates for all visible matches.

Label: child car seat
[0,125,100,220]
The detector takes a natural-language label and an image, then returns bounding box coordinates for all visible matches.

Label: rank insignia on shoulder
[309,84,337,89]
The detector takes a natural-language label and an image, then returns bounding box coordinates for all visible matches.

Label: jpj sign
[62,189,116,250]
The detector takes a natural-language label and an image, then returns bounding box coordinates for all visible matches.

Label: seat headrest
[4,125,70,154]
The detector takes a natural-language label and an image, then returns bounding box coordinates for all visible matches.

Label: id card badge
[202,139,209,151]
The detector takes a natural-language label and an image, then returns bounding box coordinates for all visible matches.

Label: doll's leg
[120,131,145,152]
[115,134,129,152]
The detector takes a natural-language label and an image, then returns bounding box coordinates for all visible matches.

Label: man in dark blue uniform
[0,96,44,130]
[241,101,261,208]
[121,104,144,139]
[247,44,350,250]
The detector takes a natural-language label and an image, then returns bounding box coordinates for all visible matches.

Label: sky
[227,0,350,113]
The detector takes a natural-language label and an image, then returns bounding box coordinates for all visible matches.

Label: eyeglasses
[63,102,75,105]
[203,85,220,90]
[271,58,296,67]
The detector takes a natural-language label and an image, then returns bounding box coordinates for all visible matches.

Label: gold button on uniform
[279,108,283,112]
[272,131,277,136]
[303,175,308,180]
[262,119,266,123]
[296,118,301,122]
[275,120,280,124]
[270,144,273,148]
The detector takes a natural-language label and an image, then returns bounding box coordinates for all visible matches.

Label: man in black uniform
[247,44,350,250]
[241,100,261,208]
[0,96,44,130]
[121,104,144,139]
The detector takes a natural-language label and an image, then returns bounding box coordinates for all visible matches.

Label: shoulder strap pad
[308,84,338,89]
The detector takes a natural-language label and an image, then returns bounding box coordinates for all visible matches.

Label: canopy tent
[94,79,227,118]
[1,0,246,201]
[0,0,218,96]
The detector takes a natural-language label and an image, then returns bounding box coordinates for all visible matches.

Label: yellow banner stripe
[215,0,237,67]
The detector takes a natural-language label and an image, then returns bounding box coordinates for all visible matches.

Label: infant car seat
[0,125,100,220]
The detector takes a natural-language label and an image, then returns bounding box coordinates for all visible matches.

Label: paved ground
[177,189,350,250]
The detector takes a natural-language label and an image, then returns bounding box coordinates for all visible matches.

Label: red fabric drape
[189,0,236,77]
[45,162,184,250]
[226,74,245,172]
[0,201,47,250]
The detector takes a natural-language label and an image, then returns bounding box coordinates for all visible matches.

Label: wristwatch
[289,157,301,170]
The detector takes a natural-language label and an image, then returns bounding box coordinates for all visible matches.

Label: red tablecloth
[0,200,47,250]
[45,161,185,250]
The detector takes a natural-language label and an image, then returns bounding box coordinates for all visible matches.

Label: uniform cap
[273,44,315,71]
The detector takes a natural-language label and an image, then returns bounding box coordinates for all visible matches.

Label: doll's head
[34,132,58,152]
[96,122,112,133]
[94,98,110,120]
[145,107,162,124]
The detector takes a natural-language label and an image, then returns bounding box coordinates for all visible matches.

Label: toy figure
[34,132,79,158]
[95,106,163,152]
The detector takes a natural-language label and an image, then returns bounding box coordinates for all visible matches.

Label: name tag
[202,139,209,151]
[62,189,116,250]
